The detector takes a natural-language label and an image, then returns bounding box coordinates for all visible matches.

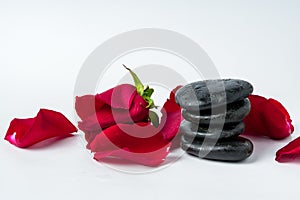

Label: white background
[1,0,300,199]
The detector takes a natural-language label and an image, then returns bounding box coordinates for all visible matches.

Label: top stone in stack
[175,79,253,112]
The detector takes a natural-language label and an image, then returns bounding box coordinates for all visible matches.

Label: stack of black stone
[175,79,254,162]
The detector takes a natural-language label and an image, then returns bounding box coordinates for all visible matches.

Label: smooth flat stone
[175,79,253,111]
[181,136,253,162]
[182,98,250,124]
[180,120,245,141]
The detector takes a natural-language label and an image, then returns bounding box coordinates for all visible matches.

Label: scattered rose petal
[89,87,182,166]
[243,95,294,139]
[276,137,300,162]
[4,109,77,148]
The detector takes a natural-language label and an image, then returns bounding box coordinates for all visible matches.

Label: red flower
[276,137,300,162]
[243,95,294,139]
[89,87,182,166]
[75,84,149,146]
[4,109,77,148]
[76,65,182,166]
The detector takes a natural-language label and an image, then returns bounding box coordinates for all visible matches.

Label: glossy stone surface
[182,98,250,124]
[180,120,245,141]
[175,79,253,111]
[181,136,253,162]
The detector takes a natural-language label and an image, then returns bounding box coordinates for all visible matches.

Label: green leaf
[123,64,144,96]
[123,64,157,109]
[149,110,159,128]
[143,87,154,98]
[144,97,155,109]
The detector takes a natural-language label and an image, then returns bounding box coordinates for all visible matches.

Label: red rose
[75,84,150,148]
[90,87,182,166]
[75,66,182,166]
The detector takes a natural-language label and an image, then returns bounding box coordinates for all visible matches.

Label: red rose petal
[83,130,99,150]
[90,123,167,152]
[129,93,149,123]
[90,123,171,166]
[75,84,149,135]
[169,85,182,102]
[264,98,294,139]
[75,84,138,121]
[75,95,104,120]
[243,95,294,139]
[267,98,294,134]
[243,95,268,136]
[4,109,78,148]
[89,87,182,166]
[159,86,182,141]
[276,137,300,162]
[94,145,171,167]
[78,95,149,133]
[96,84,137,109]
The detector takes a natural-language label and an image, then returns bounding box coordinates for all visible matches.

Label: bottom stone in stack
[181,136,253,162]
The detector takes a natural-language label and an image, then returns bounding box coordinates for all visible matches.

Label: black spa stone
[180,120,245,141]
[182,98,251,125]
[175,79,253,111]
[181,136,253,162]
